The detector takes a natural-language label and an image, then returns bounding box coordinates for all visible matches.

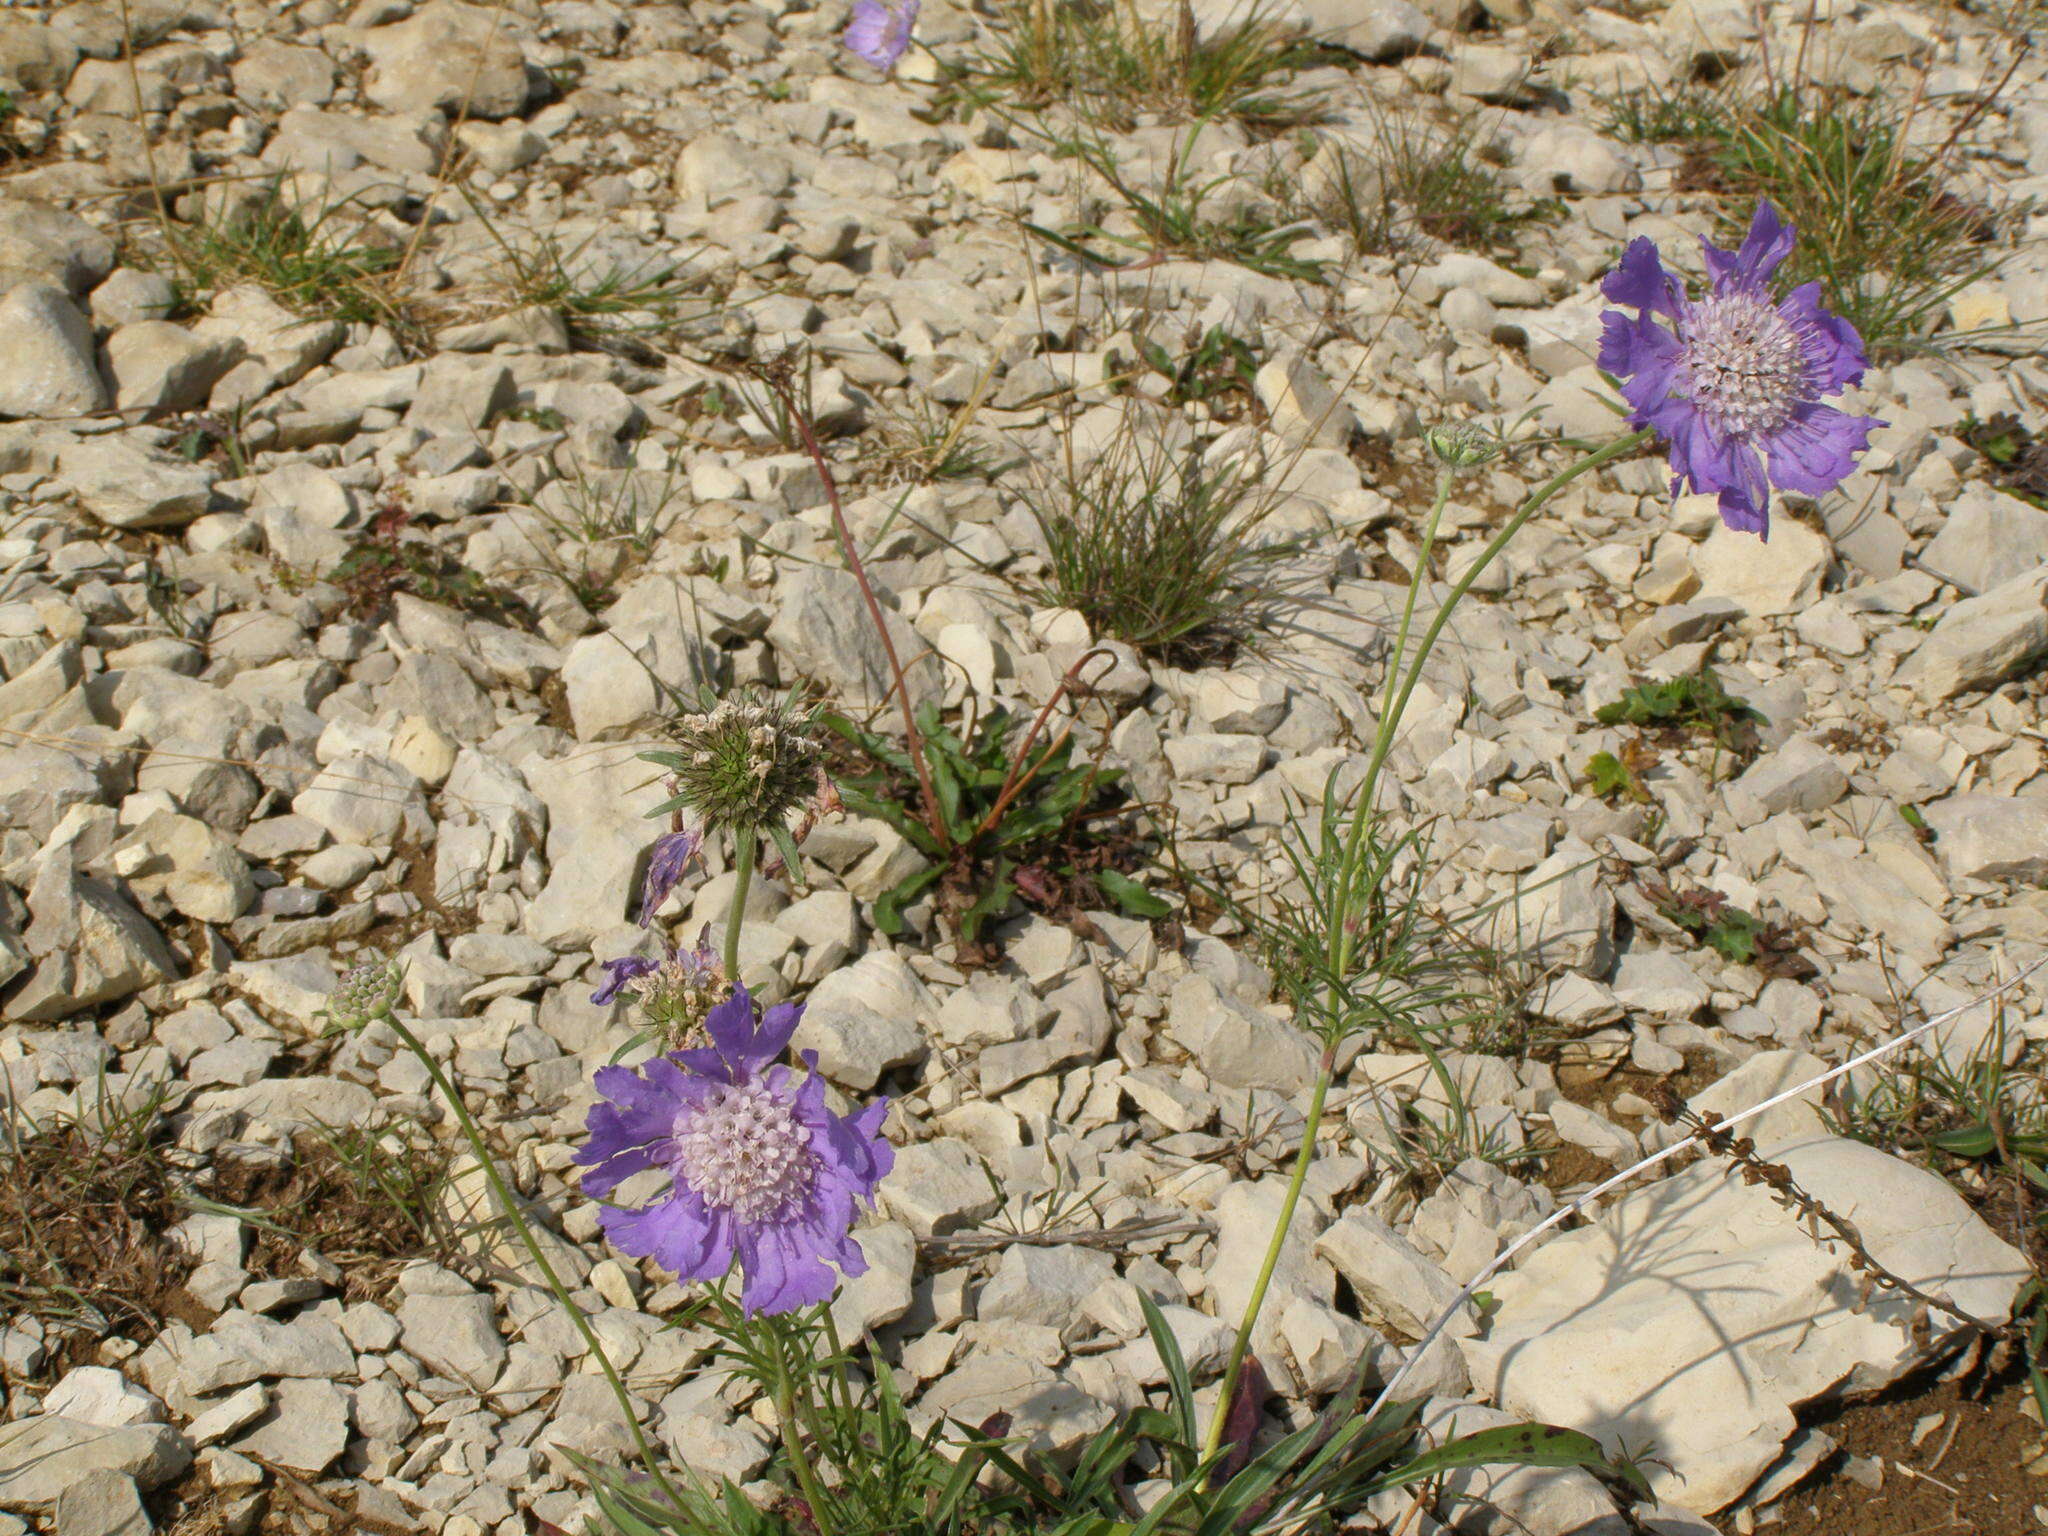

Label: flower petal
[1702,201,1796,292]
[754,1000,804,1063]
[1601,237,1686,318]
[591,955,659,1006]
[639,829,703,928]
[735,1218,841,1315]
[1761,402,1885,500]
[1778,281,1870,395]
[604,1191,735,1282]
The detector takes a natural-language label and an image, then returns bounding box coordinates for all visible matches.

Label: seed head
[324,957,402,1032]
[647,689,824,839]
[1424,421,1501,472]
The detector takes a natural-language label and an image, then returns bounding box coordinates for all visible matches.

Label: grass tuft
[1600,80,2011,352]
[1021,425,1303,663]
[945,0,1340,136]
[1290,113,1561,258]
[164,179,409,333]
[1037,125,1326,281]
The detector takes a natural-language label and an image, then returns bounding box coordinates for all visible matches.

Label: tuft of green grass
[1021,427,1304,663]
[163,179,409,333]
[476,216,720,349]
[944,0,1340,136]
[1600,80,2010,352]
[1290,113,1561,258]
[1035,125,1326,282]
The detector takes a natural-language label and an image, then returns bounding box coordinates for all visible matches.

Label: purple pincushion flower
[844,0,918,70]
[1598,202,1885,540]
[576,984,893,1315]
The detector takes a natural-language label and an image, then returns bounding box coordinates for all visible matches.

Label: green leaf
[873,862,945,936]
[1099,868,1171,918]
[1374,1423,1653,1502]
[1932,1123,2000,1158]
[1137,1290,1198,1450]
[957,861,1017,947]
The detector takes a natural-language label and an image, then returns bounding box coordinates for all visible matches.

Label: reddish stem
[779,379,947,849]
[973,649,1112,844]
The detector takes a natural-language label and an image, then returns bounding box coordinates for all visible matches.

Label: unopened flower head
[645,688,825,839]
[1423,421,1501,472]
[1597,202,1884,541]
[592,939,728,1052]
[844,0,918,70]
[324,956,402,1031]
[635,687,834,924]
[576,984,893,1316]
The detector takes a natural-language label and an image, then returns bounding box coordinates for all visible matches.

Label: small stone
[397,1289,506,1391]
[57,435,218,529]
[232,1378,350,1474]
[0,282,107,419]
[362,1,532,119]
[50,1469,149,1536]
[41,1369,165,1429]
[0,1418,190,1509]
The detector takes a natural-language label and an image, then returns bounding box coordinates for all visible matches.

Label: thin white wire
[1362,954,2048,1423]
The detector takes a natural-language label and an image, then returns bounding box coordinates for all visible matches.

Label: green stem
[770,1318,838,1536]
[1202,428,1654,1464]
[1200,1044,1336,1465]
[375,1008,684,1512]
[1332,430,1653,986]
[724,828,755,982]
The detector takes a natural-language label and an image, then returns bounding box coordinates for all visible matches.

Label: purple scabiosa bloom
[844,0,918,70]
[576,985,894,1315]
[639,827,703,928]
[1597,202,1884,540]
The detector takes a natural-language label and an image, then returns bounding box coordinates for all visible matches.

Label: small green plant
[1960,412,2048,508]
[331,498,528,625]
[1641,878,1813,976]
[1595,668,1763,755]
[1129,322,1260,409]
[1034,125,1326,282]
[944,0,1339,136]
[1599,79,2010,351]
[828,700,1158,954]
[1582,742,1654,805]
[163,179,407,333]
[1023,430,1303,663]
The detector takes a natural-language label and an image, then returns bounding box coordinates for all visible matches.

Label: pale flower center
[1680,290,1808,440]
[673,1083,817,1223]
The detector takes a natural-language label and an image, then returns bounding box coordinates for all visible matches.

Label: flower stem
[770,1318,837,1536]
[1200,1042,1336,1466]
[1201,427,1655,1465]
[374,1007,684,1512]
[724,827,755,982]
